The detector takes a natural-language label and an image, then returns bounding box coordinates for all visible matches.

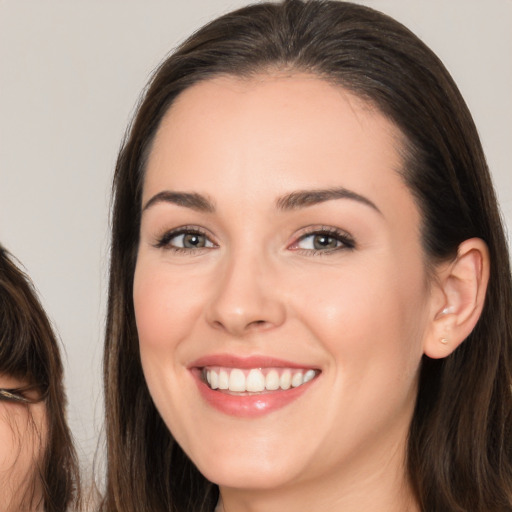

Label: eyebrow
[276,187,381,214]
[142,187,381,215]
[142,191,215,213]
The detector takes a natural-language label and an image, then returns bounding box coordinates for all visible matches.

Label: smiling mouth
[202,367,319,394]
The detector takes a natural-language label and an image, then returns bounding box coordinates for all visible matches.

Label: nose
[205,251,286,337]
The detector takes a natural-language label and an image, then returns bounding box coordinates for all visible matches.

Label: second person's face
[0,374,46,512]
[134,74,437,494]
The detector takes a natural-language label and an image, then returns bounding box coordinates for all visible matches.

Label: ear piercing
[441,306,453,344]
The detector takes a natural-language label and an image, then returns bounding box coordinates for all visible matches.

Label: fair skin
[0,374,46,512]
[134,74,488,512]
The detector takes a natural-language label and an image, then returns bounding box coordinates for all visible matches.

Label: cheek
[290,264,428,446]
[0,409,18,470]
[0,404,45,500]
[290,257,428,373]
[133,262,205,352]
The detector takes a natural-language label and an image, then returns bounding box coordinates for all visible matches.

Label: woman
[0,246,81,511]
[102,1,512,511]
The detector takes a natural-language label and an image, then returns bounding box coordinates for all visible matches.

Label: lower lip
[192,370,317,418]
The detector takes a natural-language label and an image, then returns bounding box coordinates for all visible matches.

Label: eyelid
[0,385,47,404]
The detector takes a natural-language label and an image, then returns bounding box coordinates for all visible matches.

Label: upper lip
[188,354,319,370]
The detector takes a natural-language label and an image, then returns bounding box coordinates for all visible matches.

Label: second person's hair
[0,246,81,511]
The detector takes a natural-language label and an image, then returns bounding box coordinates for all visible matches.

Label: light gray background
[1,0,511,474]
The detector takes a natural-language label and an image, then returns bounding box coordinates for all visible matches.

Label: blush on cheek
[134,267,207,351]
[134,301,167,349]
[134,272,172,348]
[135,294,194,352]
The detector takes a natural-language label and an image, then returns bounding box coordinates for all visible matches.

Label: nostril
[210,318,271,335]
[248,319,270,329]
[212,320,225,330]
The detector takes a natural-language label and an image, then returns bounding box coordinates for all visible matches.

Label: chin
[200,461,295,491]
[186,438,307,491]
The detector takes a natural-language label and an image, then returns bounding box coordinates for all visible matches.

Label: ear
[423,238,490,359]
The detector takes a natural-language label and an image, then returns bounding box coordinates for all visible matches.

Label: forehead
[144,73,414,221]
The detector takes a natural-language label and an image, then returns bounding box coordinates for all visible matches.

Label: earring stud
[441,337,448,344]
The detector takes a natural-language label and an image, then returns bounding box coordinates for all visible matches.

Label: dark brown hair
[0,245,81,511]
[102,1,512,510]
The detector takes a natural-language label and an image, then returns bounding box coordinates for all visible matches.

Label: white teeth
[209,370,219,389]
[291,371,303,388]
[303,369,316,383]
[229,369,246,392]
[265,369,280,390]
[246,369,266,392]
[204,367,318,393]
[218,369,229,390]
[280,370,291,390]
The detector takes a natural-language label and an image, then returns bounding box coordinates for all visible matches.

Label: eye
[171,232,213,249]
[155,227,216,251]
[298,233,340,250]
[0,385,46,404]
[290,227,355,253]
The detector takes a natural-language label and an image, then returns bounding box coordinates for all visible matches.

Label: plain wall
[1,0,511,474]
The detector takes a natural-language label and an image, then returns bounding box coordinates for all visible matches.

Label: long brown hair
[0,246,81,511]
[102,1,512,510]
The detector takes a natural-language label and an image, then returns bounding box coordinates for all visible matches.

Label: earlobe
[423,238,490,359]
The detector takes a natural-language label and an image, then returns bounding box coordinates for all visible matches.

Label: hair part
[103,1,512,511]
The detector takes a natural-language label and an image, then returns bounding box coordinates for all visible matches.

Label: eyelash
[153,225,355,255]
[154,226,217,254]
[289,226,356,255]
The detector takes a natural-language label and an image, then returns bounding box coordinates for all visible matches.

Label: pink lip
[188,354,319,418]
[189,354,310,370]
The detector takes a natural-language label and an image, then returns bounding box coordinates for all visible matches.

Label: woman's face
[134,75,439,492]
[0,374,46,511]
